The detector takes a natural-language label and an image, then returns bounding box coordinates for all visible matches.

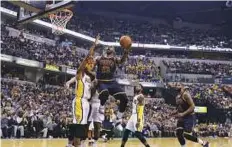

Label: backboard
[9,0,76,25]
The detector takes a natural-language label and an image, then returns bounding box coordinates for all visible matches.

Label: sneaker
[88,141,93,146]
[102,134,107,142]
[92,141,97,147]
[203,141,209,147]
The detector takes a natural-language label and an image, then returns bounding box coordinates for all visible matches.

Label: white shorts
[126,114,144,132]
[88,102,104,123]
[89,121,94,131]
[72,98,90,125]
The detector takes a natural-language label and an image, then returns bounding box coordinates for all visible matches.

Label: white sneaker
[92,140,97,147]
[102,134,107,142]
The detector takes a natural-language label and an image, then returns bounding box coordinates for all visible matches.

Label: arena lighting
[15,58,40,67]
[1,7,232,52]
[0,54,13,62]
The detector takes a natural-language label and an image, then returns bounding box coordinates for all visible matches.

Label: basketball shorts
[88,102,104,123]
[177,114,196,133]
[68,124,88,138]
[72,98,90,125]
[98,80,124,95]
[126,114,144,133]
[89,121,94,131]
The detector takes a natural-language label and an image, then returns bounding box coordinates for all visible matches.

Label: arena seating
[163,60,232,76]
[1,78,231,138]
[187,84,232,109]
[1,1,232,48]
[2,22,232,82]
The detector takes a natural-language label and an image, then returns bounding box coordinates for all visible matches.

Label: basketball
[120,35,132,49]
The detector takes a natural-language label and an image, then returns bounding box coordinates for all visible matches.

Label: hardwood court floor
[1,138,231,147]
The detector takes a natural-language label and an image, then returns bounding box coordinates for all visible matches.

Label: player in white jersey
[120,84,151,147]
[65,35,100,147]
[87,92,105,146]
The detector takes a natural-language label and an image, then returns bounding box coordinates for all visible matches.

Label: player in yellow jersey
[120,84,151,147]
[65,35,100,147]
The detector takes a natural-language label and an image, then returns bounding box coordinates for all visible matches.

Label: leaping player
[65,35,100,147]
[120,84,151,147]
[93,46,130,121]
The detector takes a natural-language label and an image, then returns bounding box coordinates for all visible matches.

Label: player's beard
[175,87,182,92]
[106,50,113,56]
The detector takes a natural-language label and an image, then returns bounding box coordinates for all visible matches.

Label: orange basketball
[120,35,132,49]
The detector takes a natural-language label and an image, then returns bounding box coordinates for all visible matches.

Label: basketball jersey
[176,89,193,114]
[132,94,144,116]
[90,92,100,103]
[75,73,92,100]
[96,56,116,80]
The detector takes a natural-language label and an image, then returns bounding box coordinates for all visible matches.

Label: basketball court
[1,138,231,147]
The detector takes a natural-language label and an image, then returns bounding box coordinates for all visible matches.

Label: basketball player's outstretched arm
[66,35,100,84]
[89,34,100,57]
[65,60,88,88]
[116,48,130,64]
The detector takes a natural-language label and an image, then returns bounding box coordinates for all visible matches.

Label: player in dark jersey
[93,46,130,120]
[168,83,209,147]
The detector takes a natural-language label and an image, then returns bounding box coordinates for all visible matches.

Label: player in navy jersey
[94,46,130,120]
[168,83,209,147]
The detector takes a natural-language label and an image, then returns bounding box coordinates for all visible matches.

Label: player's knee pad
[99,90,109,106]
[122,129,130,142]
[176,128,185,145]
[176,128,184,137]
[134,131,146,144]
[114,93,128,112]
[183,132,198,142]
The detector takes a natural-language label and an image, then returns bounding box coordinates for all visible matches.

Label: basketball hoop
[49,9,73,35]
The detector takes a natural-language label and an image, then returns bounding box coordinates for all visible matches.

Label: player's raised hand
[65,82,70,89]
[89,34,100,56]
[94,34,100,45]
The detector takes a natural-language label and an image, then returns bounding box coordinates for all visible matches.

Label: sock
[181,145,186,147]
[92,140,97,147]
[117,112,123,119]
[198,138,204,145]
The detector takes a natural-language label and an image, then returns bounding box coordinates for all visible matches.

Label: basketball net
[49,9,73,35]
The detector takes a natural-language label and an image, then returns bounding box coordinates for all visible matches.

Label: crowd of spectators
[122,57,161,82]
[1,78,73,138]
[188,84,232,109]
[1,23,86,69]
[163,60,232,76]
[69,13,232,48]
[1,22,163,81]
[194,123,231,137]
[1,20,232,82]
[1,77,232,139]
[2,1,232,48]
